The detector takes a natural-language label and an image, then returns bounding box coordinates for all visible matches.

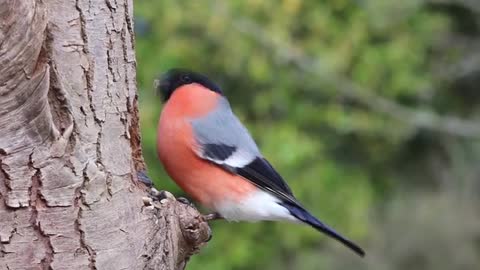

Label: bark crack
[29,152,54,269]
[94,125,104,175]
[0,241,5,257]
[105,172,113,197]
[0,151,12,201]
[76,0,101,125]
[123,0,135,53]
[74,208,97,270]
[74,165,97,270]
[121,0,144,173]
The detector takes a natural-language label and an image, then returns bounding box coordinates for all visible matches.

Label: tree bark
[0,1,210,269]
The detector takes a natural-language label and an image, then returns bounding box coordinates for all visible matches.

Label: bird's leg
[174,197,223,222]
[202,212,224,222]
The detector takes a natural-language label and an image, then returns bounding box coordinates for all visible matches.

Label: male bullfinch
[155,68,365,257]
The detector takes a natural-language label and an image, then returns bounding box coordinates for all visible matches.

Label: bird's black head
[156,68,223,101]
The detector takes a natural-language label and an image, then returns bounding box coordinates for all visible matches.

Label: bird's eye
[182,75,192,83]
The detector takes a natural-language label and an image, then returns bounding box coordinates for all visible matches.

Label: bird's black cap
[155,68,223,101]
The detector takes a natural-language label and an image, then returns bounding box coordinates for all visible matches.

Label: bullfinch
[155,68,365,257]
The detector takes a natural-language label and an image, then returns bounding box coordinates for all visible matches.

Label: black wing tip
[283,203,366,257]
[316,223,366,257]
[313,220,366,257]
[345,240,366,257]
[314,222,366,257]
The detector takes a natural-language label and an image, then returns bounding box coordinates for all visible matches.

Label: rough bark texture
[0,1,210,269]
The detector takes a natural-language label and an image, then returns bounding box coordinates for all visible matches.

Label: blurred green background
[134,1,480,269]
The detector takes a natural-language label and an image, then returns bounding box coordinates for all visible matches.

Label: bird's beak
[153,79,161,90]
[154,79,170,97]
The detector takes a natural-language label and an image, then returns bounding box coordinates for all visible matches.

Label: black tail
[283,203,365,257]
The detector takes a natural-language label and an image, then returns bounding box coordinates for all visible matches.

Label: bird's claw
[201,212,223,222]
[148,188,195,207]
[141,196,155,210]
[177,196,193,206]
[142,196,154,205]
[205,227,213,242]
[137,170,153,187]
[149,188,174,202]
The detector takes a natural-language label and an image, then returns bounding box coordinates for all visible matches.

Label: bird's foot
[148,188,197,208]
[149,188,175,202]
[142,189,195,212]
[141,188,176,210]
[136,170,153,187]
[176,196,194,206]
[201,212,224,222]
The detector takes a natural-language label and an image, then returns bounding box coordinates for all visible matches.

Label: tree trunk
[0,1,210,269]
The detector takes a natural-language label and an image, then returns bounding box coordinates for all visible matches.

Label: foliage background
[134,1,480,269]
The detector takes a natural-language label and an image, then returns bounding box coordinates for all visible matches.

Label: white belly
[213,190,298,222]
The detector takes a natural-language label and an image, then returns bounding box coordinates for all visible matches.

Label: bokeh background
[134,1,480,269]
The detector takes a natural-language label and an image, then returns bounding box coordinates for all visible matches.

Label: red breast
[157,84,256,208]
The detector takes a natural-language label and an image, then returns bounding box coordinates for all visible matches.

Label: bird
[155,68,365,257]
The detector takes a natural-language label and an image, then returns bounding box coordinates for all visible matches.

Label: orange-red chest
[156,84,256,208]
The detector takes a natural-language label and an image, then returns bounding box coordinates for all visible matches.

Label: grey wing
[190,98,260,168]
[190,98,297,203]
